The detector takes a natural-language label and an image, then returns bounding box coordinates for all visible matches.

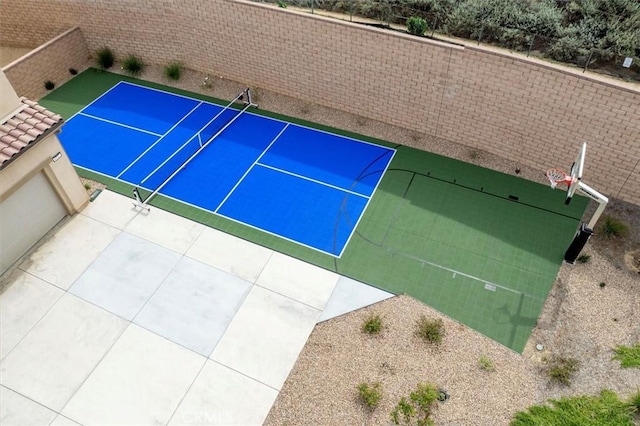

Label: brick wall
[2,27,90,100]
[1,0,637,204]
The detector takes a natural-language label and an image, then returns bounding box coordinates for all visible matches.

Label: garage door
[0,172,67,275]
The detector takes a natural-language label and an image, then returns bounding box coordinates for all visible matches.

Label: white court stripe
[116,102,204,178]
[78,113,163,137]
[255,163,370,199]
[214,123,290,213]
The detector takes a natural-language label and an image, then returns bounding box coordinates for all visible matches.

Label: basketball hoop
[546,168,573,189]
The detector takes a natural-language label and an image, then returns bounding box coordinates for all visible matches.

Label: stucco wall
[1,0,637,204]
[0,133,88,213]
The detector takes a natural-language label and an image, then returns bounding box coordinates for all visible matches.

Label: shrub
[358,382,382,410]
[600,216,629,239]
[391,383,440,425]
[44,80,55,90]
[277,0,287,7]
[407,16,428,36]
[628,389,640,414]
[68,68,78,75]
[122,54,145,76]
[163,62,182,81]
[612,343,640,369]
[545,355,579,386]
[478,355,495,372]
[362,314,383,335]
[576,253,591,263]
[95,47,115,69]
[512,390,634,426]
[416,316,445,344]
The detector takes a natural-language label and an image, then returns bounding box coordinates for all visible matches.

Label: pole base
[564,223,593,264]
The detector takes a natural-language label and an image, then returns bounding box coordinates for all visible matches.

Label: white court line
[118,81,398,152]
[338,148,396,257]
[116,101,204,178]
[255,163,371,200]
[214,123,290,213]
[65,81,127,122]
[78,113,163,137]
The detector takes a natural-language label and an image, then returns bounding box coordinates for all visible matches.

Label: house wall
[0,0,637,204]
[0,134,88,214]
[2,27,90,100]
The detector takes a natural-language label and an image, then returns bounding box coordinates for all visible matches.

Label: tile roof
[0,97,63,170]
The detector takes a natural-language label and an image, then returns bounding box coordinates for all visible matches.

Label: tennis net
[133,88,255,210]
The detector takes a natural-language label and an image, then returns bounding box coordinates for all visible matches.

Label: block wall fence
[2,28,90,101]
[1,0,638,205]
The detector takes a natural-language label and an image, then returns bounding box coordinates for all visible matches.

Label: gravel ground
[112,64,639,425]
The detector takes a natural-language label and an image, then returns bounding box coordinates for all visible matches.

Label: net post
[132,188,150,212]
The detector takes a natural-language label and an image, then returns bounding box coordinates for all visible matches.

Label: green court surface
[42,69,589,352]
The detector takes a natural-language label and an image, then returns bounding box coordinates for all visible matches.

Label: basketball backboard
[565,142,586,204]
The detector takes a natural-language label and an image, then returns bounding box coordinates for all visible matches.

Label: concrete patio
[0,189,393,425]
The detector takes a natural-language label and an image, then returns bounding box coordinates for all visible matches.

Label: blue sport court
[59,81,395,257]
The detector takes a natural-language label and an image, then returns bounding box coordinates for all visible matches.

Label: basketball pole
[564,181,608,264]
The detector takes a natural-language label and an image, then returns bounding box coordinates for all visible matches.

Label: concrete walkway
[0,190,392,425]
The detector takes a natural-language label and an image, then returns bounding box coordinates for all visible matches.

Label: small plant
[84,182,91,191]
[469,149,481,160]
[68,68,78,75]
[600,215,629,239]
[628,389,640,414]
[512,390,635,426]
[416,316,445,345]
[164,62,182,81]
[407,16,428,36]
[612,343,640,369]
[358,382,382,410]
[576,253,591,263]
[122,54,145,76]
[391,383,440,425]
[546,355,579,386]
[478,355,495,372]
[95,47,115,69]
[362,314,383,335]
[600,282,606,289]
[44,80,55,90]
[277,0,287,7]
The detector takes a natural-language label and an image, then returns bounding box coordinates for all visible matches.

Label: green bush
[164,62,183,81]
[600,216,629,239]
[628,389,640,414]
[545,356,579,386]
[407,16,428,36]
[391,383,440,426]
[613,343,640,368]
[44,80,55,90]
[511,390,634,426]
[416,316,445,345]
[478,355,495,372]
[576,253,591,263]
[358,382,382,410]
[362,314,383,335]
[122,54,145,76]
[95,47,115,69]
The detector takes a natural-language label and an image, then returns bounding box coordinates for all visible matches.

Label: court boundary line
[338,149,397,256]
[116,101,204,179]
[65,80,127,122]
[255,163,372,199]
[77,113,164,137]
[214,123,290,213]
[72,164,370,258]
[119,81,397,153]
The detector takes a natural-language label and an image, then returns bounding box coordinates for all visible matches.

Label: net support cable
[133,88,256,211]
